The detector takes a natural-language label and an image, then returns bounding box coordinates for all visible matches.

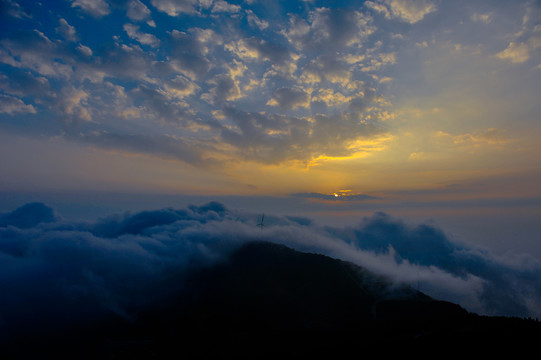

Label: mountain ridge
[3,240,540,359]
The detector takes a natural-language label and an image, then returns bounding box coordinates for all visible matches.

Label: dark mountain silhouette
[3,241,541,359]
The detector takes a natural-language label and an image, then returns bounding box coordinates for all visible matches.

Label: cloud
[300,54,353,88]
[0,200,539,336]
[168,30,212,79]
[435,128,510,146]
[55,18,78,42]
[0,94,36,115]
[0,29,74,78]
[202,73,243,104]
[76,130,213,166]
[471,12,493,24]
[226,37,294,65]
[127,0,152,21]
[124,24,160,47]
[283,7,375,52]
[267,87,310,110]
[1,0,32,18]
[211,0,241,13]
[150,0,201,16]
[245,9,269,30]
[494,4,541,64]
[496,41,534,63]
[367,0,436,24]
[77,44,93,57]
[71,0,111,18]
[218,106,384,164]
[0,202,58,228]
[0,68,50,97]
[0,0,396,169]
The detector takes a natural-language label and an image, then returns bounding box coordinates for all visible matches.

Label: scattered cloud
[71,0,111,17]
[0,0,539,178]
[56,18,78,42]
[471,12,493,24]
[124,24,160,47]
[267,87,310,110]
[246,9,269,30]
[282,7,375,52]
[367,0,436,23]
[496,41,537,64]
[211,0,241,13]
[436,128,510,146]
[77,44,93,56]
[1,0,32,18]
[150,0,200,16]
[126,0,152,21]
[0,94,36,115]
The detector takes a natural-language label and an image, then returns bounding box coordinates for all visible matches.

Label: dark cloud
[169,30,212,80]
[203,73,241,104]
[76,131,215,166]
[219,106,382,163]
[131,84,194,123]
[0,0,32,19]
[268,87,309,110]
[284,7,375,52]
[0,202,58,228]
[0,68,51,97]
[232,36,293,65]
[302,54,352,86]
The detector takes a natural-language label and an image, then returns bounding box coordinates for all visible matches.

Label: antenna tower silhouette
[257,213,265,232]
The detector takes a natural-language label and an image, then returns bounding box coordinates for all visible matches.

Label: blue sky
[1,0,541,261]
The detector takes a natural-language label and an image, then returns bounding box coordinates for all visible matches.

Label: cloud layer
[0,0,400,167]
[1,201,540,338]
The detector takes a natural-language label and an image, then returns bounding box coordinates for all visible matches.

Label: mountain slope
[4,241,541,359]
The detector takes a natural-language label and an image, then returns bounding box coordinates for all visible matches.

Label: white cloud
[124,24,160,47]
[471,12,493,24]
[226,37,293,65]
[127,0,152,21]
[367,0,436,24]
[71,0,111,17]
[150,0,199,16]
[496,41,531,63]
[0,94,36,115]
[246,9,269,30]
[211,0,241,13]
[0,30,73,78]
[77,44,93,57]
[56,18,78,42]
[59,87,92,121]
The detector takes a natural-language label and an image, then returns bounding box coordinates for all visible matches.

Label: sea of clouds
[1,201,540,338]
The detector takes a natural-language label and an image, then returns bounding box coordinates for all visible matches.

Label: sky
[0,0,541,292]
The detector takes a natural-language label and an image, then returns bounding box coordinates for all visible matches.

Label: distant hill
[4,241,541,359]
